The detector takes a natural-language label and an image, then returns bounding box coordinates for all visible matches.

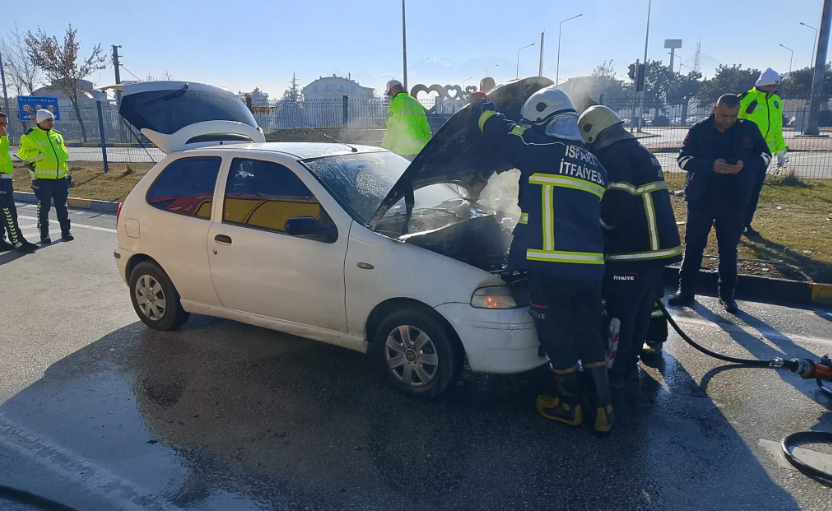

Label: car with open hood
[112,78,553,399]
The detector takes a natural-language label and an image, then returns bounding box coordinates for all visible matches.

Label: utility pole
[401,0,408,91]
[112,45,122,104]
[0,48,14,142]
[805,0,832,136]
[538,31,545,77]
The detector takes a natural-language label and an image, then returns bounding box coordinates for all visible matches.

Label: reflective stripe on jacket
[475,102,607,282]
[18,127,70,179]
[593,137,682,270]
[738,88,787,155]
[381,92,432,156]
[0,136,12,178]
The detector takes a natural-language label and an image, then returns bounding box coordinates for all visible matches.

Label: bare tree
[24,25,106,142]
[145,69,175,82]
[1,24,42,97]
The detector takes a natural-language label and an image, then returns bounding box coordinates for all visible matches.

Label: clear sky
[1,0,826,98]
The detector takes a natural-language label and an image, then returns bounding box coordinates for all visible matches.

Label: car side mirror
[284,216,337,243]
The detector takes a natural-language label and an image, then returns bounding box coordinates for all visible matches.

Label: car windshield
[302,151,410,223]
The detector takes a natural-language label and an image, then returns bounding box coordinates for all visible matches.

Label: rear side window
[146,157,221,220]
[223,158,328,234]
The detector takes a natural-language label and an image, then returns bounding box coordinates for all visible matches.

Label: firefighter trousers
[528,272,606,372]
[603,266,663,379]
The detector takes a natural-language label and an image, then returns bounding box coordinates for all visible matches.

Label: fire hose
[657,300,832,486]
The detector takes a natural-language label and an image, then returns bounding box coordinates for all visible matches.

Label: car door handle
[214,234,232,245]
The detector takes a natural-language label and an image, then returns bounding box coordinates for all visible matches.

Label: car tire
[371,309,462,400]
[129,261,190,331]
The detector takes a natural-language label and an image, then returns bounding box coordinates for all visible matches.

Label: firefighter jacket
[381,92,432,156]
[18,127,70,179]
[677,115,771,207]
[0,135,12,179]
[592,136,682,270]
[738,87,788,155]
[476,101,607,282]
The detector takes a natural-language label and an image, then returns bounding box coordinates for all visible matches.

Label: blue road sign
[17,96,60,121]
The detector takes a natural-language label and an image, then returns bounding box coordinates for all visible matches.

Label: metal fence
[5,94,832,179]
[601,94,832,179]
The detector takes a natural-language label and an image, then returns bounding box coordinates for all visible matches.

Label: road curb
[663,266,831,306]
[13,191,119,213]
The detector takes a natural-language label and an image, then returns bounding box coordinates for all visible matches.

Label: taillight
[116,202,123,225]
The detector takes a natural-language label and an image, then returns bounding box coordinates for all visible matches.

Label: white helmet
[521,86,577,126]
[578,105,624,144]
[386,79,403,96]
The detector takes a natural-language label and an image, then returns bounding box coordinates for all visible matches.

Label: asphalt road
[2,205,832,510]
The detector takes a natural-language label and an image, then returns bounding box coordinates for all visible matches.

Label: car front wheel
[129,261,190,331]
[372,309,462,400]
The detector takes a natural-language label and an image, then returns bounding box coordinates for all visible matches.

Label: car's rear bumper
[433,303,547,374]
[114,247,132,284]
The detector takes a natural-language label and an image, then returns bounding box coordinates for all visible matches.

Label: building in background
[30,79,108,108]
[302,75,374,100]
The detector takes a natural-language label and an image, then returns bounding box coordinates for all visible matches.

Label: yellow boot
[536,365,582,427]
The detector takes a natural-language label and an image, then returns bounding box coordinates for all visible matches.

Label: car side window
[146,157,221,220]
[223,158,333,236]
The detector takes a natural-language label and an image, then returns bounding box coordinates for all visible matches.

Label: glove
[777,155,787,166]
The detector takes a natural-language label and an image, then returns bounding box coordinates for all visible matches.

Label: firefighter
[381,80,432,161]
[738,68,788,237]
[0,112,37,253]
[578,105,682,387]
[472,86,613,433]
[18,109,73,243]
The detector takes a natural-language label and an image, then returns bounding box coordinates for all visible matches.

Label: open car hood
[101,81,266,154]
[368,76,554,229]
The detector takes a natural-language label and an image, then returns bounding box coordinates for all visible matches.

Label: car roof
[188,142,386,160]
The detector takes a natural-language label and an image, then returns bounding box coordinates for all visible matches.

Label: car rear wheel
[372,309,462,400]
[130,261,190,331]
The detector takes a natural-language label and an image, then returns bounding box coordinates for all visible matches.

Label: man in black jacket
[670,94,772,313]
[579,105,682,388]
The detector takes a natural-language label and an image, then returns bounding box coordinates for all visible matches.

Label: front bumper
[114,247,131,284]
[433,303,547,374]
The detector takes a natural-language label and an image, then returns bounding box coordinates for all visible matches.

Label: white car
[113,80,549,399]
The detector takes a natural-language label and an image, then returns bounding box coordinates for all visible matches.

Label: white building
[302,75,374,100]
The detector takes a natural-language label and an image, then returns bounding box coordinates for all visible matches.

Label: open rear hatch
[100,81,266,153]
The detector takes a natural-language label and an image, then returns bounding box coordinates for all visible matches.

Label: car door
[140,154,224,306]
[207,155,349,332]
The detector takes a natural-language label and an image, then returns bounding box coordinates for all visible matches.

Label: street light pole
[638,0,652,131]
[462,76,473,88]
[516,43,535,80]
[779,44,794,74]
[805,0,832,135]
[401,0,408,91]
[800,21,819,72]
[555,14,583,85]
[486,64,499,78]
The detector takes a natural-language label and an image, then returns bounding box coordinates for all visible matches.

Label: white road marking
[758,438,832,473]
[0,413,183,511]
[672,315,832,348]
[17,215,117,234]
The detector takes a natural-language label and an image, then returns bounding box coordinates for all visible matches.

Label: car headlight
[470,285,529,309]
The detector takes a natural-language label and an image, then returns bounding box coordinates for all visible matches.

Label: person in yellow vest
[738,68,787,237]
[18,109,73,243]
[381,80,432,161]
[0,112,37,253]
